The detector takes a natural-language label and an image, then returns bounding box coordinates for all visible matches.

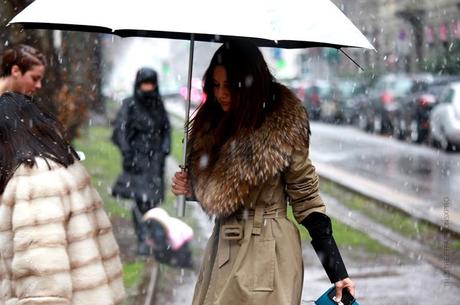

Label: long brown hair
[188,40,281,166]
[1,44,46,77]
[0,92,78,194]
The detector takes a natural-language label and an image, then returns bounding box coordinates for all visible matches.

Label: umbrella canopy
[9,0,374,50]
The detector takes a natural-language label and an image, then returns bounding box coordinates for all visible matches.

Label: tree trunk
[1,0,104,141]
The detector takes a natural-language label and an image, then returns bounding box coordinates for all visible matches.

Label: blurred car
[345,86,373,130]
[394,75,460,143]
[303,80,331,120]
[318,80,359,124]
[352,74,432,135]
[370,73,423,135]
[430,81,460,151]
[338,80,369,125]
[345,74,388,132]
[281,76,312,101]
[179,78,206,108]
[161,79,182,99]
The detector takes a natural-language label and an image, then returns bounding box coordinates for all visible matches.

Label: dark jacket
[112,68,171,207]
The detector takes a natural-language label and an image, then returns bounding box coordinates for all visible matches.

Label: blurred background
[2,0,460,145]
[1,1,460,305]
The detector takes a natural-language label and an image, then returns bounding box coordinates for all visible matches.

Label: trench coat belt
[218,205,287,267]
[221,205,288,240]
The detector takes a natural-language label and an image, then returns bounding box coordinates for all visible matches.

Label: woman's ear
[11,65,22,78]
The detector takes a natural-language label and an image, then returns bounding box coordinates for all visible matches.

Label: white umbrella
[9,0,374,216]
[10,0,373,49]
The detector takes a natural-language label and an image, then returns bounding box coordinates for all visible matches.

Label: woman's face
[139,82,157,92]
[213,65,231,112]
[11,64,45,96]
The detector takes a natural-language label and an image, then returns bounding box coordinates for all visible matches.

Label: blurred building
[297,0,460,77]
[340,0,460,74]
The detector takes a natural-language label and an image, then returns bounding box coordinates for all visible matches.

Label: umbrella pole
[176,34,195,217]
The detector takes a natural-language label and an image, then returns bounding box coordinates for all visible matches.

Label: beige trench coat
[192,148,326,305]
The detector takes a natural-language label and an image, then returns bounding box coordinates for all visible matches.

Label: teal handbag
[315,286,359,305]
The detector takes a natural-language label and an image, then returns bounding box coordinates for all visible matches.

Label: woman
[0,44,45,96]
[172,40,355,305]
[0,92,125,305]
[112,67,171,255]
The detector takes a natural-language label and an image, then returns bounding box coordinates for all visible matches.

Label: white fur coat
[0,158,125,305]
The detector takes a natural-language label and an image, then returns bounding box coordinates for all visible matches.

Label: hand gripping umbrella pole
[176,34,195,217]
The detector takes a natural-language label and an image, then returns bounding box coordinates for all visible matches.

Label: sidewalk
[315,161,460,235]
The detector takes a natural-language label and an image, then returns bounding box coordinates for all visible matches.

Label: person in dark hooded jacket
[112,67,171,255]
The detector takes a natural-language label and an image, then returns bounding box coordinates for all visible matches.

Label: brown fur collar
[189,85,310,217]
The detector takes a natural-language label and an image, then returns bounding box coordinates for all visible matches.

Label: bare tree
[1,0,103,141]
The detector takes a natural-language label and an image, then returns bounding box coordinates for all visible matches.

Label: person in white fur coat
[0,92,125,305]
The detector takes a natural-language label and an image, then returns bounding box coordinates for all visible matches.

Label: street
[309,122,460,216]
[311,123,460,233]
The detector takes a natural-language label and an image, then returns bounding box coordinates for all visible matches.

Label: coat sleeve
[111,99,132,156]
[283,147,326,224]
[283,148,349,283]
[11,173,73,305]
[302,212,349,283]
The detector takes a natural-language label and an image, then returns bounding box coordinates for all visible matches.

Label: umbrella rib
[339,49,364,71]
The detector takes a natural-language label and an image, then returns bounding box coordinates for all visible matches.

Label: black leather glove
[302,212,349,283]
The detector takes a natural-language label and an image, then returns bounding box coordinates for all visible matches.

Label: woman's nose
[217,87,228,98]
[216,87,222,98]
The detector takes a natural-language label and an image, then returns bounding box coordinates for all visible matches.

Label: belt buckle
[222,224,243,240]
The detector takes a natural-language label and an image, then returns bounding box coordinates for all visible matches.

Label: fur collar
[189,85,310,216]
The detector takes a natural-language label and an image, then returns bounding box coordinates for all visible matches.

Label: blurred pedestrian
[172,40,354,305]
[112,67,171,255]
[0,44,45,96]
[0,92,125,305]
